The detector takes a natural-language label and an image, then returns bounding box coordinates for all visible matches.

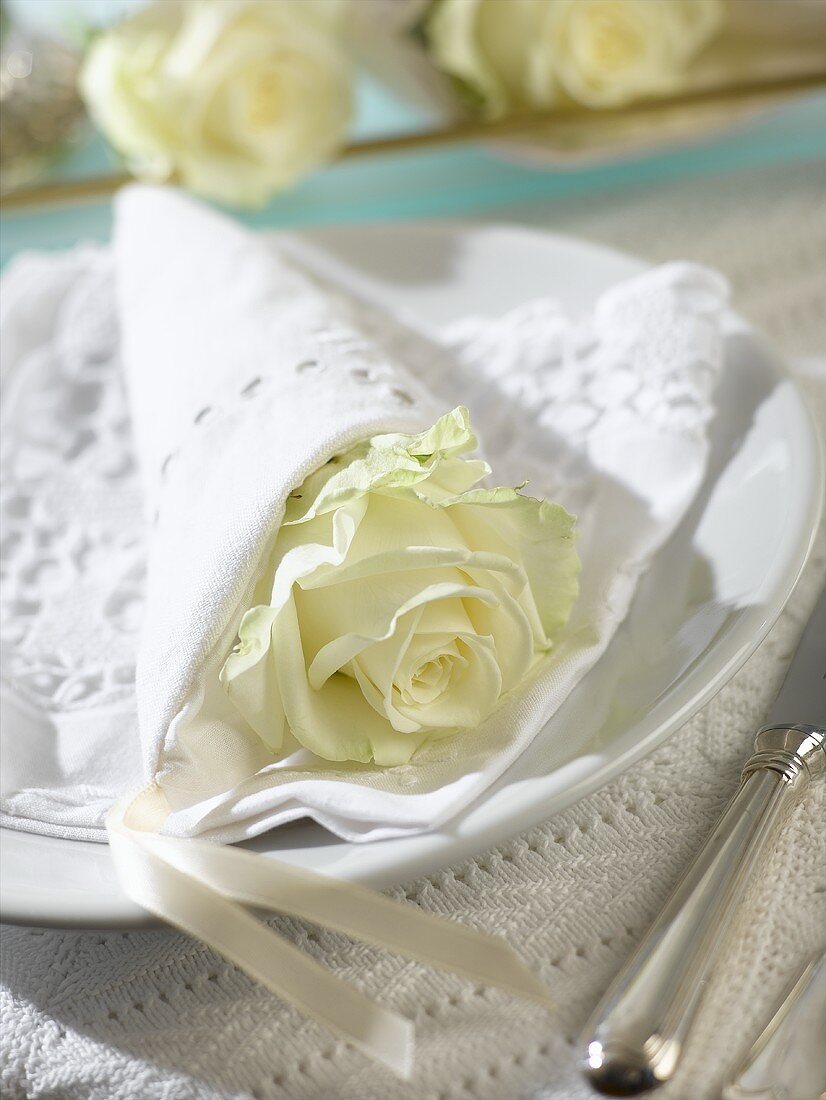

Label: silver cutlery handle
[580,724,826,1097]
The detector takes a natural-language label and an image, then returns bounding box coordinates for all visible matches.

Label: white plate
[1,222,822,929]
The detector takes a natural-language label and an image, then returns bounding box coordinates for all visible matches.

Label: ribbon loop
[107,789,551,1077]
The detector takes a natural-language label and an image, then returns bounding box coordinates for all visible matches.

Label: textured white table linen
[1,162,824,1100]
[1,186,726,846]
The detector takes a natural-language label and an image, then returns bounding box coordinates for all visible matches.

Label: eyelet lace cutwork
[240,377,261,397]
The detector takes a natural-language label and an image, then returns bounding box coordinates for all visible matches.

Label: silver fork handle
[579,724,826,1097]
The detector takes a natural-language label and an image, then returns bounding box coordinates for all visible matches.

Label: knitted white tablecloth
[2,161,824,1100]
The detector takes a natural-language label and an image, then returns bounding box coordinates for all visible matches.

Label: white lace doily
[1,252,144,835]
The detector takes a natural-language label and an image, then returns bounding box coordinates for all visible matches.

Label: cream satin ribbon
[107,788,551,1078]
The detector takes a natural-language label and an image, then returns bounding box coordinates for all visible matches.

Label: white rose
[426,0,549,116]
[426,0,723,115]
[80,0,352,206]
[541,0,724,108]
[220,408,580,766]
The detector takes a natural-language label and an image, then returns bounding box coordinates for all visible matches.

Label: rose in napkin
[0,186,727,848]
[221,406,579,766]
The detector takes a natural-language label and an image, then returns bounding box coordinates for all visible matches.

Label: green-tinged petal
[404,405,477,460]
[219,605,285,751]
[282,406,484,525]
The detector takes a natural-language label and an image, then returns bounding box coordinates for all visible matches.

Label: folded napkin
[1,187,728,1071]
[1,188,727,847]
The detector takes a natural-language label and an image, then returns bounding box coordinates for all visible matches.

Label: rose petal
[447,491,580,642]
[218,605,285,751]
[274,599,435,765]
[392,633,502,731]
[305,580,497,690]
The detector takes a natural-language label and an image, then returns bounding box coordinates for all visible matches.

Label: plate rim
[1,218,822,929]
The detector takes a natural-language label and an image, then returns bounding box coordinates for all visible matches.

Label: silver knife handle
[580,724,826,1097]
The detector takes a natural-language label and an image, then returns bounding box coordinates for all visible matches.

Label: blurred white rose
[426,0,724,116]
[542,0,724,108]
[80,0,353,206]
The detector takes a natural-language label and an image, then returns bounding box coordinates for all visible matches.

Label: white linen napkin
[0,189,730,1072]
[0,187,727,846]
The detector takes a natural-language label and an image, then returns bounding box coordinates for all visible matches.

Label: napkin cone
[114,187,727,845]
[115,185,441,825]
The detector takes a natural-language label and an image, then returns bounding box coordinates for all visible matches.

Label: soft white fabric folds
[0,187,728,844]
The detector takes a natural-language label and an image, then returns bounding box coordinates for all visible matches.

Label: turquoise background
[2,76,825,267]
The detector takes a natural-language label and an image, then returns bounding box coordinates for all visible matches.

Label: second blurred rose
[425,0,725,116]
